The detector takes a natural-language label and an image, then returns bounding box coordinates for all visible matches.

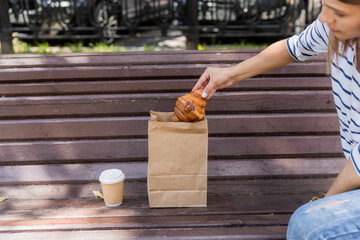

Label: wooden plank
[0,52,272,68]
[0,50,326,69]
[0,194,318,218]
[0,113,339,140]
[208,113,339,135]
[0,178,333,200]
[0,77,332,96]
[0,49,325,59]
[0,62,327,81]
[235,76,331,90]
[0,214,290,232]
[209,135,342,158]
[0,158,345,184]
[0,117,149,140]
[0,50,263,59]
[0,226,287,240]
[0,135,342,164]
[0,91,335,118]
[0,51,267,68]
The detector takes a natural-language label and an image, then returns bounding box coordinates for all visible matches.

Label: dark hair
[327,0,360,71]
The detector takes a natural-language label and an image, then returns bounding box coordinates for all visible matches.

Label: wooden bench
[0,50,343,239]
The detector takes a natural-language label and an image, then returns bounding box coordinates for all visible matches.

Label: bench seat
[0,50,341,239]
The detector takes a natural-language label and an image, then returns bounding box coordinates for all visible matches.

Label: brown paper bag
[147,110,208,208]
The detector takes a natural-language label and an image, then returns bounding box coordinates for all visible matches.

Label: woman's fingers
[203,79,217,99]
[193,67,221,99]
[193,67,225,99]
[192,69,210,91]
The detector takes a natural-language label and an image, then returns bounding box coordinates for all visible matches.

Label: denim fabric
[287,189,360,240]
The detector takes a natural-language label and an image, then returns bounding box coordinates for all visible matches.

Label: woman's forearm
[194,39,296,98]
[227,39,295,84]
[326,159,360,197]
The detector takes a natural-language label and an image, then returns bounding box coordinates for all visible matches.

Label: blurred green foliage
[9,38,267,54]
[198,41,268,50]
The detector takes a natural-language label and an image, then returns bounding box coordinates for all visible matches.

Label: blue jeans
[287,189,360,239]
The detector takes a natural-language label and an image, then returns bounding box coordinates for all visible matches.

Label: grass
[198,41,268,50]
[6,37,268,54]
[12,39,128,54]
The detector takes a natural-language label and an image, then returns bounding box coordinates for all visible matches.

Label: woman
[192,0,360,239]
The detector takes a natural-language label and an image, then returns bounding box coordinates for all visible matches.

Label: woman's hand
[192,67,235,99]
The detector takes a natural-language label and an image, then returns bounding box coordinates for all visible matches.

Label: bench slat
[0,51,326,69]
[0,91,334,118]
[0,136,342,164]
[0,77,331,96]
[0,158,344,184]
[0,194,318,218]
[0,49,325,57]
[0,214,290,232]
[0,51,268,68]
[0,62,327,81]
[0,226,287,240]
[0,113,338,140]
[0,178,333,200]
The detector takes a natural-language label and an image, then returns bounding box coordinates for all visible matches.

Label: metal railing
[0,0,321,54]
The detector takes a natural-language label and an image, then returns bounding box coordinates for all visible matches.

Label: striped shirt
[286,18,360,175]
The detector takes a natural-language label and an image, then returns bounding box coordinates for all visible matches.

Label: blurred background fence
[0,0,322,53]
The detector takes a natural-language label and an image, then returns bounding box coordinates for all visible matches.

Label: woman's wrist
[227,65,246,85]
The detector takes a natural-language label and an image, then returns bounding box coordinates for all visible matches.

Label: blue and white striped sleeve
[286,18,329,62]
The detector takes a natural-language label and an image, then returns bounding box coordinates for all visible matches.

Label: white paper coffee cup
[99,169,125,207]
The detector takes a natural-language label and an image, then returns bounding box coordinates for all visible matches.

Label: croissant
[171,89,207,122]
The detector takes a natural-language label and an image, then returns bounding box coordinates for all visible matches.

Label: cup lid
[99,169,125,184]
